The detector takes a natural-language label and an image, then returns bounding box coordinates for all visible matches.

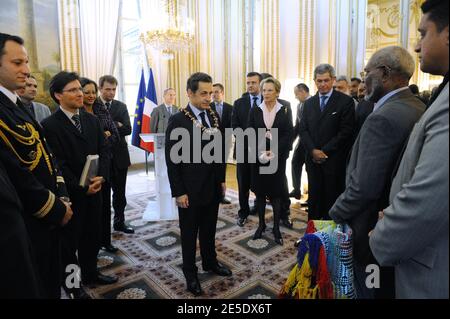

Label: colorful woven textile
[280,234,333,299]
[280,220,356,299]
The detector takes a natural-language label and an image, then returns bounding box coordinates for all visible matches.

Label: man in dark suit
[355,96,375,140]
[232,72,262,226]
[354,81,375,140]
[299,64,355,220]
[330,46,426,298]
[0,33,73,298]
[289,83,310,200]
[17,75,51,123]
[43,71,118,298]
[0,159,41,298]
[166,72,232,297]
[98,75,134,234]
[350,77,362,100]
[211,82,233,204]
[150,88,179,133]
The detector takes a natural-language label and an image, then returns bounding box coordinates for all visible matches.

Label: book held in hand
[79,154,99,187]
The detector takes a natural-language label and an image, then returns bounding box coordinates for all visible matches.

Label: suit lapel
[55,109,87,141]
[108,100,118,117]
[254,106,266,129]
[161,105,170,117]
[0,92,34,124]
[272,106,286,128]
[319,91,338,121]
[79,111,92,141]
[309,95,321,122]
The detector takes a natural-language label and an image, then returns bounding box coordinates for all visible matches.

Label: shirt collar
[100,96,112,105]
[20,98,33,107]
[189,103,206,118]
[0,85,18,104]
[259,101,283,113]
[250,94,262,104]
[59,105,80,121]
[164,104,172,109]
[374,87,409,112]
[319,89,333,99]
[299,96,311,105]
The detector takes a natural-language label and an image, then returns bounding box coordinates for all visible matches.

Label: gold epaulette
[0,120,53,174]
[34,191,56,219]
[57,176,65,184]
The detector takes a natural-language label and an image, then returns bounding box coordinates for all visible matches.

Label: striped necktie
[320,96,328,112]
[72,114,82,133]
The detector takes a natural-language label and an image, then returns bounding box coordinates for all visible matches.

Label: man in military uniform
[0,33,73,298]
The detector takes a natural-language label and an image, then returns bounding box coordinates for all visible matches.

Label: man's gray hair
[368,46,415,80]
[336,75,349,83]
[314,64,336,79]
[164,87,176,95]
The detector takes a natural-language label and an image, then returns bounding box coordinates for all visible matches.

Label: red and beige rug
[88,189,307,299]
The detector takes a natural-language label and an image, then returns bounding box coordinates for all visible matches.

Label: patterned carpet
[87,190,308,299]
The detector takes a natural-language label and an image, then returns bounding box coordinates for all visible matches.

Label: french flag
[140,68,158,153]
[131,69,146,148]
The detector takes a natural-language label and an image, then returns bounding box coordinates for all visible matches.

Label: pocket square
[331,112,338,115]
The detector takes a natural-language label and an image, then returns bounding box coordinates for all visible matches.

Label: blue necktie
[320,96,328,112]
[199,112,210,128]
[216,103,223,119]
[252,96,258,108]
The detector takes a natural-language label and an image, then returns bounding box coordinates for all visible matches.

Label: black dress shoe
[220,197,232,204]
[237,217,247,227]
[204,263,232,277]
[289,190,301,200]
[114,224,135,234]
[186,278,203,297]
[253,224,266,240]
[281,217,294,229]
[84,273,118,286]
[102,244,119,253]
[273,229,284,246]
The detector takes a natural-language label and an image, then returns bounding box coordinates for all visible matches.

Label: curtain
[57,0,82,72]
[258,0,280,78]
[78,0,121,82]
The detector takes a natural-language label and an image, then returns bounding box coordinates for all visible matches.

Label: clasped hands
[312,149,328,164]
[259,151,275,163]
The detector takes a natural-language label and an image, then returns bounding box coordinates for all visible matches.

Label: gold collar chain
[182,108,220,134]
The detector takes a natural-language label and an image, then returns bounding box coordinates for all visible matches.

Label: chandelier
[140,0,194,60]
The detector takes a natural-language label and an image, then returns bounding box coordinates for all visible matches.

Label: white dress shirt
[259,101,282,129]
[59,106,81,127]
[189,103,211,127]
[373,87,410,112]
[0,85,18,104]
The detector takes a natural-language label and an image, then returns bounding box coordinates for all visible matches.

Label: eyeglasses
[63,87,83,94]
